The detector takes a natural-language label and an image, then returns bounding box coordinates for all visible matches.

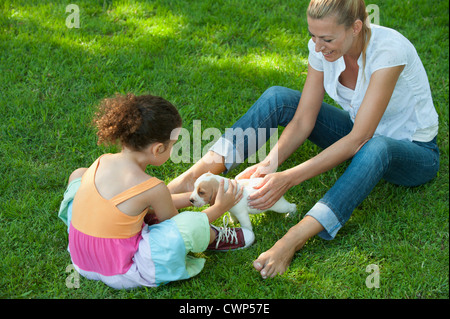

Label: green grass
[0,0,448,299]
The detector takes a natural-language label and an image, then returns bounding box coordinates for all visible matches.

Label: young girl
[58,94,254,289]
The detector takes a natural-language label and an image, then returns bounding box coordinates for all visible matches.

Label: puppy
[190,173,297,230]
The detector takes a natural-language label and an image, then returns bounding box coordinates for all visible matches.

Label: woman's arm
[249,65,405,210]
[287,65,405,183]
[237,64,325,179]
[271,65,327,166]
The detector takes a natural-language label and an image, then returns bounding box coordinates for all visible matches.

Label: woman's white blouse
[308,24,438,142]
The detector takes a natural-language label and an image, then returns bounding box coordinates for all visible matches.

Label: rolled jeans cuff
[305,202,342,240]
[208,136,240,174]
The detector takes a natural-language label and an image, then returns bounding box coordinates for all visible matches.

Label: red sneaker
[207,216,255,251]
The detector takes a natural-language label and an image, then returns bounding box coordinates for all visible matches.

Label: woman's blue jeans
[209,86,440,240]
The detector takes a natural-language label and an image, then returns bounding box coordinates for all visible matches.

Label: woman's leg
[254,136,439,278]
[252,102,355,278]
[167,151,227,194]
[307,136,440,240]
[168,86,302,194]
[253,215,324,278]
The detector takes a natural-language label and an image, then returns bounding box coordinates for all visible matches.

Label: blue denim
[210,86,440,239]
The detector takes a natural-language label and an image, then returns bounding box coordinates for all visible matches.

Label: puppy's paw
[285,204,297,218]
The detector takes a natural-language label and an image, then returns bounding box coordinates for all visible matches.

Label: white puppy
[189,173,297,230]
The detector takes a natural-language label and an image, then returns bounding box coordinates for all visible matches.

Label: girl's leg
[68,167,87,184]
[58,168,87,229]
[209,228,216,244]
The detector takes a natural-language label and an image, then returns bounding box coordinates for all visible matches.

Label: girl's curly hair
[93,93,182,151]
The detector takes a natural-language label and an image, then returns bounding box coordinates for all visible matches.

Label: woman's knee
[262,86,290,96]
[262,86,301,103]
[259,86,301,124]
[354,136,393,168]
[361,136,439,187]
[362,136,393,153]
[68,168,87,184]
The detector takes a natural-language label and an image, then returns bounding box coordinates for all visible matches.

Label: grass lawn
[0,0,448,300]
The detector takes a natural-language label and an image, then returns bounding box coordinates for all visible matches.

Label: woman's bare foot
[253,216,324,278]
[253,237,300,279]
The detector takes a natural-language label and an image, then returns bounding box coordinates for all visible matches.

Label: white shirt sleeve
[368,31,409,73]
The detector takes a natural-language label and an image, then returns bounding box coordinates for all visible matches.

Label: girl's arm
[167,179,244,215]
[171,192,192,209]
[147,180,242,223]
[249,65,405,210]
[145,183,179,222]
[202,180,243,223]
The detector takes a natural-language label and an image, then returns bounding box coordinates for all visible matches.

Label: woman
[168,0,439,279]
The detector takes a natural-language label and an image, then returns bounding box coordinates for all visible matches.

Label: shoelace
[214,215,238,249]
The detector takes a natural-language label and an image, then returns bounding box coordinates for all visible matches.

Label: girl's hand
[235,159,277,180]
[213,179,243,212]
[247,171,292,210]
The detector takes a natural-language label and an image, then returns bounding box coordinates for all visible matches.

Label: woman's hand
[235,159,277,180]
[247,171,293,210]
[213,179,244,212]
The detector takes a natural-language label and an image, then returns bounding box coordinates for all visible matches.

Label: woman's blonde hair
[307,0,371,70]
